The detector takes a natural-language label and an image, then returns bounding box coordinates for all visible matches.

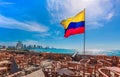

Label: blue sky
[0,0,120,50]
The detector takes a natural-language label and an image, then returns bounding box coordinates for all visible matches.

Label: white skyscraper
[16,41,23,50]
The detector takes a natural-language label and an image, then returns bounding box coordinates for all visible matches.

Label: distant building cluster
[0,41,52,50]
[0,45,6,50]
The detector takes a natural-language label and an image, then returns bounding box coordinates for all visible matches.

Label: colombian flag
[61,9,85,38]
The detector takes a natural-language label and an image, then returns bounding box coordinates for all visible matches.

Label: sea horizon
[29,48,120,56]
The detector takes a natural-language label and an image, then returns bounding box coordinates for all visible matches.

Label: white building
[16,41,23,50]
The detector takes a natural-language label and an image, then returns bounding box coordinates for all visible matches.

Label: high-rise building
[33,45,36,48]
[23,44,27,49]
[27,45,32,49]
[0,45,2,49]
[0,45,6,51]
[16,41,23,50]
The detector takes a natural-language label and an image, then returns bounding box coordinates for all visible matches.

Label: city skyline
[0,41,52,49]
[0,0,120,50]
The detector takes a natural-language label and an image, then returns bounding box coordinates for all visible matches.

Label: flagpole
[83,8,86,56]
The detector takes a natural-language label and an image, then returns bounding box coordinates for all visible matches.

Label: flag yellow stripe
[61,10,85,29]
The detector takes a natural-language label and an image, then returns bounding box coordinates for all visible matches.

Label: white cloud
[105,12,114,20]
[47,0,116,29]
[35,33,51,38]
[0,2,15,5]
[0,14,49,32]
[55,31,61,35]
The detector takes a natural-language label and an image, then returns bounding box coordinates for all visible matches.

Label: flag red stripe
[64,27,84,38]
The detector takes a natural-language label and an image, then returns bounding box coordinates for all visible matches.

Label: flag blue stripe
[67,21,85,30]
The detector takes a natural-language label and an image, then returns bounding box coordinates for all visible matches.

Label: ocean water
[86,50,120,56]
[98,50,120,56]
[30,48,120,56]
[30,48,75,54]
